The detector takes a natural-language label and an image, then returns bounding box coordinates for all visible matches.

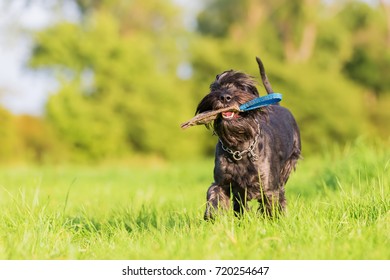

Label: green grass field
[0,141,389,260]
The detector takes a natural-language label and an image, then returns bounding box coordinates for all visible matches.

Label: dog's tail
[256,57,273,94]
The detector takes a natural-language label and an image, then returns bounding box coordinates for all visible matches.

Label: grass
[0,141,389,259]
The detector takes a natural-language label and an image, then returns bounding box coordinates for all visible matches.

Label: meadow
[0,141,389,260]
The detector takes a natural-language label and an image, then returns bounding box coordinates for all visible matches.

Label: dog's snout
[219,93,232,103]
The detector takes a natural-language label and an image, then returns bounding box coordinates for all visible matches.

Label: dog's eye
[239,84,258,96]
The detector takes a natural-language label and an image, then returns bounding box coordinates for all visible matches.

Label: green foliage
[0,107,60,164]
[197,0,247,37]
[11,0,388,162]
[30,3,203,161]
[0,142,388,259]
[0,107,19,161]
[269,62,367,154]
[338,1,390,95]
[15,115,62,163]
[344,47,390,93]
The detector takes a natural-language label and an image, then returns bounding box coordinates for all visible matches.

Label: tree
[0,107,19,161]
[340,1,390,96]
[30,0,204,161]
[197,0,321,62]
[380,0,390,47]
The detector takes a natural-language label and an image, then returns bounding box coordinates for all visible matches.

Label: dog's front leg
[258,189,286,217]
[204,183,230,220]
[232,191,249,217]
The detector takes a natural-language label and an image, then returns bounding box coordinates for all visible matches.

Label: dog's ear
[243,84,259,97]
[215,70,233,81]
[211,70,231,91]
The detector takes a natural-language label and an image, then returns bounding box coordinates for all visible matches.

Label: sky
[0,1,79,115]
[0,0,380,116]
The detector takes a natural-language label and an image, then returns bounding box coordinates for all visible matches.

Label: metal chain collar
[219,130,260,162]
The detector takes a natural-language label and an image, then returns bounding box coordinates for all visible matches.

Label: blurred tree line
[1,0,389,163]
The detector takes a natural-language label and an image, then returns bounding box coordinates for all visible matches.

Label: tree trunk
[282,0,319,63]
[296,23,317,61]
[380,0,390,48]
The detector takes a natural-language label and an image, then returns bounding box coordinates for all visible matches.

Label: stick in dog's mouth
[180,105,240,129]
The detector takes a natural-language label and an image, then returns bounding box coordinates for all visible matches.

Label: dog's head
[196,70,267,146]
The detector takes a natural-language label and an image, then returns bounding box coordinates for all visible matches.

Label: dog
[196,57,301,220]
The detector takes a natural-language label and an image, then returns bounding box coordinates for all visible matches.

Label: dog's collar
[218,125,260,162]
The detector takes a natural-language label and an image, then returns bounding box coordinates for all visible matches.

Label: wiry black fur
[196,59,301,220]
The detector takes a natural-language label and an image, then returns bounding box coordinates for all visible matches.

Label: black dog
[196,57,301,220]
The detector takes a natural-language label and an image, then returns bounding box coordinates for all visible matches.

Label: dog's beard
[214,111,261,148]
